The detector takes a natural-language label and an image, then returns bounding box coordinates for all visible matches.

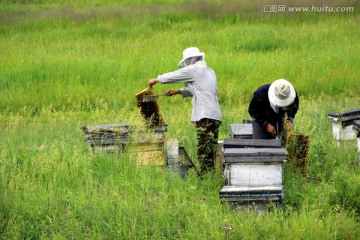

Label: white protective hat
[268,79,296,108]
[178,47,205,68]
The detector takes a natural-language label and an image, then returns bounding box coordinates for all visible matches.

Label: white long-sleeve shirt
[158,61,222,123]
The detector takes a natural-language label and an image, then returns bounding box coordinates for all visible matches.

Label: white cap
[268,79,296,108]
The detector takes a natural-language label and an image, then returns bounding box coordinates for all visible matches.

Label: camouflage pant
[195,118,221,175]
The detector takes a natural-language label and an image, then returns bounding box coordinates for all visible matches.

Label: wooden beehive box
[229,124,253,139]
[328,109,360,141]
[82,123,168,166]
[219,138,286,203]
[125,142,165,166]
[353,120,360,164]
[126,125,167,166]
[82,123,129,154]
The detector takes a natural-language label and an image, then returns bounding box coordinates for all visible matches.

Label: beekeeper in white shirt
[148,47,222,176]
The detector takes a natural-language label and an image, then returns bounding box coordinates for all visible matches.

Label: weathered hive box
[328,109,360,141]
[82,123,167,166]
[229,124,253,139]
[82,123,129,153]
[125,142,165,166]
[219,139,286,203]
[353,120,360,164]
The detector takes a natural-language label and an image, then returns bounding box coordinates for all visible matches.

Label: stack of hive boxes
[219,123,287,205]
[82,123,168,166]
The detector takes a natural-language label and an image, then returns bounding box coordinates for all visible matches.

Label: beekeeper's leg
[196,119,221,175]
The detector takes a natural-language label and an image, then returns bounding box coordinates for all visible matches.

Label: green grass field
[1,0,360,239]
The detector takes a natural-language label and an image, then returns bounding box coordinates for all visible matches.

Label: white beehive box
[223,148,287,186]
[219,139,286,203]
[328,109,360,141]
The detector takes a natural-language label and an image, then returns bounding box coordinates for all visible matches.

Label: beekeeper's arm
[157,66,194,84]
[148,66,194,97]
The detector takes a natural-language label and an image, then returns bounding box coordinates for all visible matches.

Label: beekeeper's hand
[148,78,159,87]
[285,119,294,131]
[266,123,276,137]
[165,89,181,96]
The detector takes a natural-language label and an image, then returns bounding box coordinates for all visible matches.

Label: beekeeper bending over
[248,79,299,145]
[148,47,222,176]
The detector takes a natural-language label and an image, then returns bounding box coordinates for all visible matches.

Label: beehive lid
[224,148,287,163]
[82,123,167,146]
[328,108,360,122]
[82,123,129,134]
[223,138,282,148]
[82,123,129,145]
[126,124,167,133]
[224,148,287,156]
[229,124,253,139]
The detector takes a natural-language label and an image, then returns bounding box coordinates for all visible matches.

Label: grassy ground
[1,0,359,239]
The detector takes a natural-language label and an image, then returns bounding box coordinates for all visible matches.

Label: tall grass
[0,0,359,239]
[0,99,359,238]
[1,1,359,113]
